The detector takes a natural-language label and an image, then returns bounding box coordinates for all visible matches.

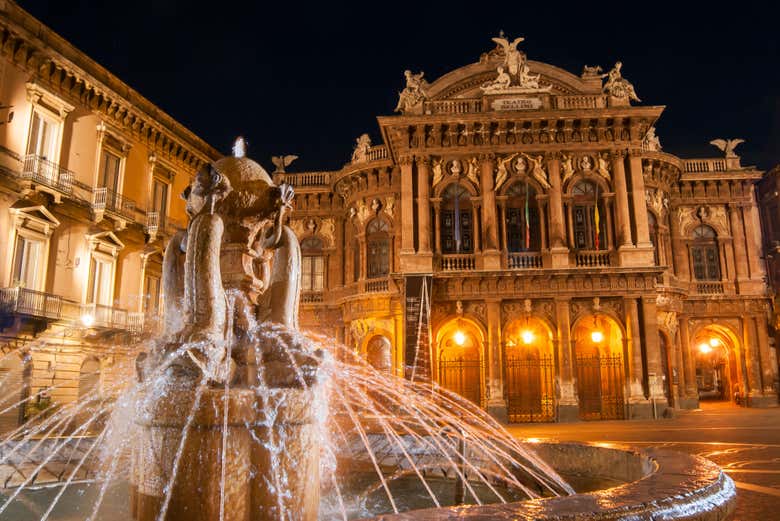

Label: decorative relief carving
[646,188,670,219]
[494,152,549,190]
[596,153,611,181]
[466,157,480,186]
[480,33,552,94]
[561,153,575,184]
[384,195,396,219]
[319,218,335,247]
[394,70,428,114]
[678,205,728,235]
[643,127,661,151]
[658,311,678,337]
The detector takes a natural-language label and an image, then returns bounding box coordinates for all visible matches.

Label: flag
[524,181,530,250]
[593,183,600,250]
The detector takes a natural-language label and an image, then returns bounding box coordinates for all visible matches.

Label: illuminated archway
[503,316,555,422]
[435,317,485,406]
[572,313,626,420]
[691,324,740,403]
[365,335,392,373]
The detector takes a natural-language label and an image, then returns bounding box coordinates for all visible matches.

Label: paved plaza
[507,401,780,520]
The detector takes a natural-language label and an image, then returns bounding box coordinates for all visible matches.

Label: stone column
[728,204,748,284]
[479,154,501,269]
[669,208,690,280]
[611,151,633,249]
[538,201,548,251]
[497,200,508,252]
[565,200,575,250]
[628,151,652,249]
[547,154,569,267]
[416,158,432,261]
[555,298,578,421]
[745,196,767,281]
[473,203,482,253]
[742,316,763,399]
[432,200,442,254]
[605,199,615,250]
[756,314,778,400]
[399,157,415,270]
[678,316,699,408]
[625,298,650,418]
[641,296,669,409]
[485,299,506,421]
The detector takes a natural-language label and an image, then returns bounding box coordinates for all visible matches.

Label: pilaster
[485,299,507,422]
[546,153,569,268]
[555,298,579,421]
[479,154,501,269]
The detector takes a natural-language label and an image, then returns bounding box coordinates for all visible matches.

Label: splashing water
[0,320,573,521]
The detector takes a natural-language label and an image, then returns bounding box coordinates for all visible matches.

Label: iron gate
[575,353,625,420]
[439,357,483,406]
[505,354,555,423]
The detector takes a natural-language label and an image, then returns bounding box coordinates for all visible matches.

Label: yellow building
[279,35,778,422]
[0,1,219,432]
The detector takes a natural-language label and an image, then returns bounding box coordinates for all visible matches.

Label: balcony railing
[683,158,727,173]
[574,250,612,267]
[440,254,476,271]
[0,287,141,332]
[21,154,74,194]
[301,291,324,304]
[92,187,136,221]
[694,281,724,295]
[553,95,608,110]
[423,99,483,114]
[507,252,543,269]
[279,171,331,187]
[364,279,389,293]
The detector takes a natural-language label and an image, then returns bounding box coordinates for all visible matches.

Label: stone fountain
[131,138,324,521]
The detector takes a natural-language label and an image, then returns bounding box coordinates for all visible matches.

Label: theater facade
[279,35,778,421]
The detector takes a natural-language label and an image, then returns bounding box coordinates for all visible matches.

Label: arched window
[441,183,473,254]
[301,237,325,292]
[648,212,660,266]
[572,181,607,250]
[691,225,720,281]
[366,218,390,279]
[504,182,540,252]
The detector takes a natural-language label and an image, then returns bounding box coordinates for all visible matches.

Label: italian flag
[593,184,600,250]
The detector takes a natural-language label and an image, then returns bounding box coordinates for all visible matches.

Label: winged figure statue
[709,139,744,158]
[271,155,299,173]
[491,34,525,76]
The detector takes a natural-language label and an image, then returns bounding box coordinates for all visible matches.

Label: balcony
[683,158,727,173]
[364,279,389,293]
[440,254,476,271]
[92,187,136,222]
[574,250,612,267]
[507,252,543,269]
[694,281,725,295]
[0,287,142,333]
[20,155,74,201]
[301,291,324,304]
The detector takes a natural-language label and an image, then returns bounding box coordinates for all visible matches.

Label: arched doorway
[0,352,30,434]
[435,318,484,406]
[365,335,392,373]
[503,317,555,422]
[692,326,739,403]
[573,314,625,420]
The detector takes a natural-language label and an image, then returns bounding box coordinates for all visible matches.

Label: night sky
[16,1,780,172]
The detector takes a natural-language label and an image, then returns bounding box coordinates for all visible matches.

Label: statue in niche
[157,138,312,385]
[597,153,611,180]
[643,127,662,151]
[580,155,593,171]
[431,157,444,187]
[449,159,463,176]
[561,154,575,183]
[513,155,528,174]
[601,62,641,102]
[394,70,428,113]
[351,133,371,162]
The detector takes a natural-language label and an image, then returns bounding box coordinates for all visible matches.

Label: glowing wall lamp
[709,338,720,348]
[454,331,466,346]
[591,330,604,343]
[699,343,713,354]
[521,330,534,345]
[80,313,95,327]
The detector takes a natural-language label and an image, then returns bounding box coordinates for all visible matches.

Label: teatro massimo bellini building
[276,35,778,423]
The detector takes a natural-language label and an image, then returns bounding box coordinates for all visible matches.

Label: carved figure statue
[160,138,301,384]
[432,157,444,187]
[449,159,462,176]
[601,61,641,102]
[582,65,603,78]
[394,70,428,113]
[597,153,611,180]
[709,138,744,158]
[384,195,396,218]
[518,63,541,89]
[467,157,480,186]
[495,153,518,190]
[580,155,593,171]
[513,156,528,174]
[351,133,372,162]
[643,127,662,151]
[480,66,511,92]
[526,154,550,189]
[271,154,299,173]
[561,154,575,183]
[491,34,525,76]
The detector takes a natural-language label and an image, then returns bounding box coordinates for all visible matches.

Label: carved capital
[398,155,414,166]
[478,152,496,163]
[628,148,644,158]
[610,149,627,161]
[545,151,562,162]
[415,156,431,168]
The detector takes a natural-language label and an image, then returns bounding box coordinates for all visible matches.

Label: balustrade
[554,95,607,110]
[694,281,724,295]
[440,254,476,271]
[21,154,75,194]
[92,187,136,220]
[507,252,543,269]
[683,159,727,173]
[423,99,483,114]
[574,250,612,267]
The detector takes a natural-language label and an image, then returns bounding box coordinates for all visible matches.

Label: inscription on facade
[491,97,542,111]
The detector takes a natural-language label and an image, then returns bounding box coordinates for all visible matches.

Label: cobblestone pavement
[505,401,780,520]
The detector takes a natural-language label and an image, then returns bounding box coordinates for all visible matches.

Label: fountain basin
[368,441,736,520]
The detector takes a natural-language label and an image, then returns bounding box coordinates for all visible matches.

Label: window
[691,225,720,281]
[99,149,122,193]
[366,218,390,279]
[151,178,169,227]
[87,257,114,306]
[27,110,59,161]
[504,182,540,252]
[441,183,473,254]
[11,235,43,290]
[572,181,607,250]
[301,237,325,292]
[143,275,161,315]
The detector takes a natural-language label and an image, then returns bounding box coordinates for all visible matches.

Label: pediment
[9,204,61,228]
[86,231,125,252]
